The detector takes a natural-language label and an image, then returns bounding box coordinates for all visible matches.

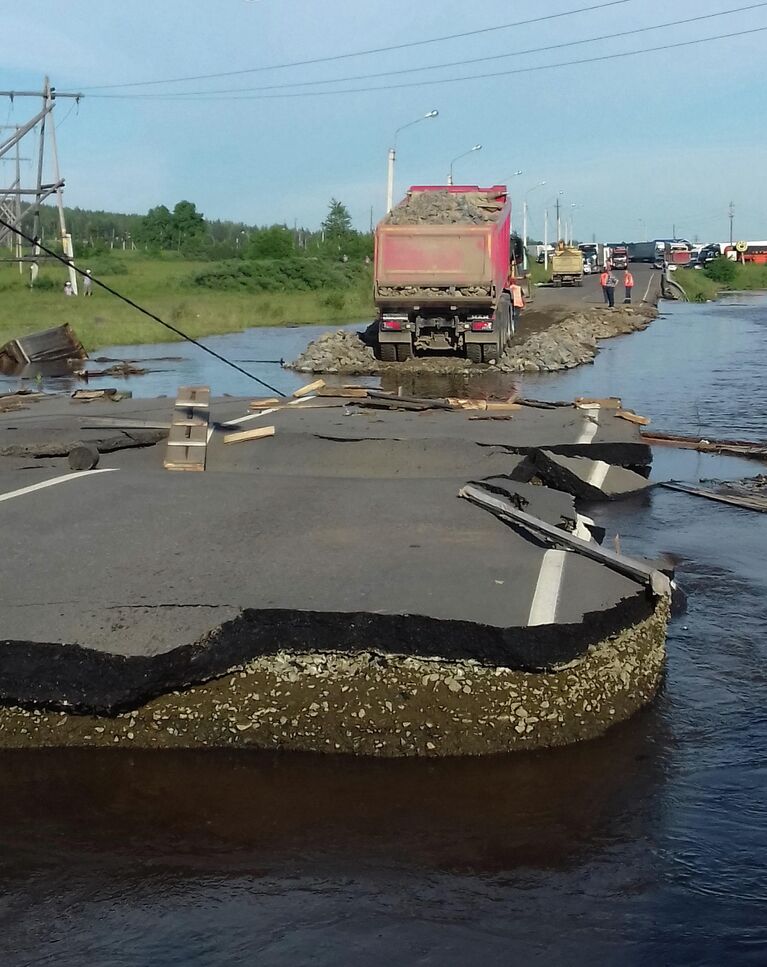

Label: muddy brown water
[1,298,767,964]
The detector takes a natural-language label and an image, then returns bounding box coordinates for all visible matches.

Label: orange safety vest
[600,271,609,286]
[624,271,634,287]
[510,283,525,308]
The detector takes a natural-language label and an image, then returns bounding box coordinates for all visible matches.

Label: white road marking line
[528,549,568,626]
[587,460,610,489]
[288,396,316,405]
[0,469,117,504]
[206,427,214,444]
[642,274,655,304]
[576,404,600,445]
[574,514,595,541]
[221,407,279,427]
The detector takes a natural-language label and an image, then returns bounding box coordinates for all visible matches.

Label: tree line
[31,198,373,261]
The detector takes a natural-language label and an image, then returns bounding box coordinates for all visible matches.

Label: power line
[86,24,767,101]
[0,217,287,397]
[78,0,633,91]
[89,3,767,98]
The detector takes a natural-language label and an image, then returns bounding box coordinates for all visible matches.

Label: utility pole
[0,78,81,288]
[729,201,734,246]
[544,208,549,271]
[555,197,561,242]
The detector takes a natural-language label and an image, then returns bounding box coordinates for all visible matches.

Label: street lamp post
[504,169,524,235]
[522,180,546,271]
[448,144,482,186]
[386,110,439,213]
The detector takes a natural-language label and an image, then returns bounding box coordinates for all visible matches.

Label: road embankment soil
[290,267,661,376]
[0,392,670,755]
[291,304,657,375]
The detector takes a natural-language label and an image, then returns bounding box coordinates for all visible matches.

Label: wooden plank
[660,482,767,513]
[166,440,208,448]
[316,387,369,398]
[249,397,281,409]
[293,379,326,398]
[615,409,651,426]
[485,402,522,412]
[224,425,276,445]
[641,431,767,460]
[575,396,622,409]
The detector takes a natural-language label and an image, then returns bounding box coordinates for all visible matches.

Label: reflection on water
[1,299,767,965]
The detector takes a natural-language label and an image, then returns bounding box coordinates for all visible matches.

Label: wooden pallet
[164,386,210,471]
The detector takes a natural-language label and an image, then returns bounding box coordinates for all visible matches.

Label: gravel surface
[384,189,505,226]
[288,306,658,376]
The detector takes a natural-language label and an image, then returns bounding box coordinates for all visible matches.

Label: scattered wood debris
[642,431,767,461]
[661,477,767,513]
[576,396,622,409]
[0,324,86,368]
[293,379,326,398]
[224,425,276,445]
[615,409,651,426]
[71,388,131,402]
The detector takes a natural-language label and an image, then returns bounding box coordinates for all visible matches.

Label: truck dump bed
[375,186,511,307]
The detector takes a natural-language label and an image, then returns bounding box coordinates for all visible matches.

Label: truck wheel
[396,342,413,361]
[380,344,397,362]
[482,339,501,364]
[466,343,483,364]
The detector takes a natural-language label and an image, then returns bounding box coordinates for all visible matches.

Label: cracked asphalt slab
[0,394,658,713]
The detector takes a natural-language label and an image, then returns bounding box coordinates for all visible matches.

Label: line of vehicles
[371,183,766,363]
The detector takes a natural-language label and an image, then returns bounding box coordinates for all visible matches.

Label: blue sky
[3,0,767,242]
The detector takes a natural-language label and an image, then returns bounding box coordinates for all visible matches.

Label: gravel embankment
[288,305,657,376]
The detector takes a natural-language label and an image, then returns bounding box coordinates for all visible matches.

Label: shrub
[704,257,737,285]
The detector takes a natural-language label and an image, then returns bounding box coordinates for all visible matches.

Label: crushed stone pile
[385,190,504,226]
[287,306,657,377]
[290,330,380,375]
[377,284,491,298]
[498,307,655,374]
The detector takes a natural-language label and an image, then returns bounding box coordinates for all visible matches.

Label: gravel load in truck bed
[385,190,505,225]
[377,284,492,298]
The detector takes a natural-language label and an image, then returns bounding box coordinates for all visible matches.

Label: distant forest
[24,198,373,261]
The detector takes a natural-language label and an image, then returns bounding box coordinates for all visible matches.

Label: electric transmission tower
[0,76,82,291]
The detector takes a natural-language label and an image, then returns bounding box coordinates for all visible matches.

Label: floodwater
[2,299,767,965]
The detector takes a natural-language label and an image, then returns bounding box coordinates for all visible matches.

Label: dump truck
[551,244,584,286]
[374,185,513,363]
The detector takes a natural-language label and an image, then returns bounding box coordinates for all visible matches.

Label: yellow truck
[551,245,584,287]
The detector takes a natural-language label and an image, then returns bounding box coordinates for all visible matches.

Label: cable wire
[0,217,287,397]
[102,25,765,101]
[90,3,767,98]
[78,0,633,90]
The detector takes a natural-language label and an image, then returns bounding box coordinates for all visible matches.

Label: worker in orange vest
[600,268,610,304]
[623,269,635,304]
[510,280,525,333]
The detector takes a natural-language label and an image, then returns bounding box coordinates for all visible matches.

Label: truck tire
[396,341,413,361]
[482,339,501,365]
[380,343,397,362]
[466,343,483,364]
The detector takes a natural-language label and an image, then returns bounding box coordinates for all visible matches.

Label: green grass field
[0,253,375,351]
[672,263,767,302]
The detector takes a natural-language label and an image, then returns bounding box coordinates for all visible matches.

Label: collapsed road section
[0,390,670,756]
